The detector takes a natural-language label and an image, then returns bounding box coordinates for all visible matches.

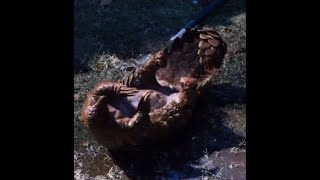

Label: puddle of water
[75,138,246,180]
[188,148,246,180]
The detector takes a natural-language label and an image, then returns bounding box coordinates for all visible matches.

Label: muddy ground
[74,0,246,179]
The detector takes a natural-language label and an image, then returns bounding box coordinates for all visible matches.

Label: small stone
[74,93,80,101]
[94,175,107,180]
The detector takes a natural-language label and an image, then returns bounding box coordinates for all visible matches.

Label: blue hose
[169,0,225,42]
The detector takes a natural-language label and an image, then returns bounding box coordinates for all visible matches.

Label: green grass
[74,0,246,179]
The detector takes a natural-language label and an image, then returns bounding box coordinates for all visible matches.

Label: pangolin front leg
[116,90,153,128]
[120,48,169,88]
[80,81,140,128]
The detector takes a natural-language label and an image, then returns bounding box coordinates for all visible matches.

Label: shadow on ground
[106,83,246,179]
[74,0,246,73]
